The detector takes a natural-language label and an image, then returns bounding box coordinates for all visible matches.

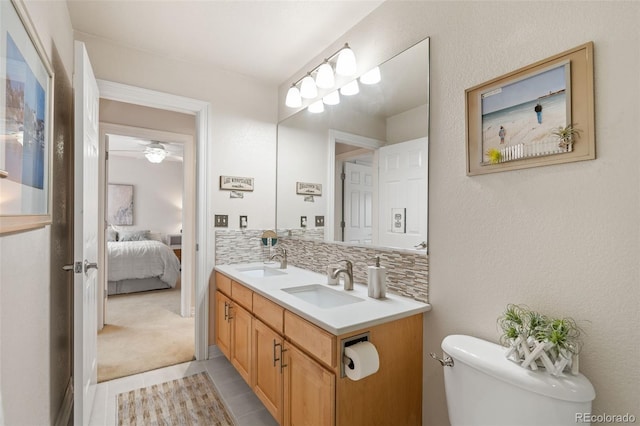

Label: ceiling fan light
[322,90,340,105]
[336,45,357,76]
[340,79,359,96]
[285,85,302,108]
[315,62,335,89]
[300,75,318,99]
[308,100,324,113]
[145,147,167,163]
[360,66,381,85]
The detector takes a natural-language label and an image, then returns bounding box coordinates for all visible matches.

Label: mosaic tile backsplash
[215,229,429,303]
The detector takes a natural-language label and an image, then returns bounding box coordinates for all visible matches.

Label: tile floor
[89,346,278,426]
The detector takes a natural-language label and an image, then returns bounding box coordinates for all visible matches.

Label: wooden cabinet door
[231,303,252,385]
[215,291,232,359]
[283,342,335,426]
[253,319,283,424]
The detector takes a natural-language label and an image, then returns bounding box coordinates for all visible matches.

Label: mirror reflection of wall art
[108,184,134,225]
[0,0,54,235]
[466,42,595,175]
[296,182,322,196]
[220,175,254,191]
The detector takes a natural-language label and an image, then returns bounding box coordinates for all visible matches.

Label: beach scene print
[481,64,569,164]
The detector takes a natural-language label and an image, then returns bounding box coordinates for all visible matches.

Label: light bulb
[300,75,318,99]
[308,100,324,113]
[340,80,359,96]
[360,66,381,85]
[145,148,167,163]
[323,90,340,105]
[336,45,357,76]
[285,85,302,108]
[315,62,335,89]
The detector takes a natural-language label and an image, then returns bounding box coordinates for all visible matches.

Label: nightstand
[172,248,182,263]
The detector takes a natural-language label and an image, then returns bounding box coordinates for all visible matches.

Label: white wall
[74,32,278,236]
[109,156,183,235]
[279,1,640,424]
[0,1,74,423]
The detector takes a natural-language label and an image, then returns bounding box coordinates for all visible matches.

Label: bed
[107,229,181,295]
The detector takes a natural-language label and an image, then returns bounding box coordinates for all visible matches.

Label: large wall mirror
[276,37,429,252]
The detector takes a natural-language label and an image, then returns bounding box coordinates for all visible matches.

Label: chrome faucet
[270,247,287,269]
[331,259,353,290]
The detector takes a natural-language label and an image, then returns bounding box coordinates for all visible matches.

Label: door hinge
[340,172,346,181]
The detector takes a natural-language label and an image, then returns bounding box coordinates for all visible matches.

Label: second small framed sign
[296,182,322,196]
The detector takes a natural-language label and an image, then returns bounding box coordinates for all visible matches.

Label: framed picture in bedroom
[108,184,134,225]
[0,0,55,235]
[465,42,595,175]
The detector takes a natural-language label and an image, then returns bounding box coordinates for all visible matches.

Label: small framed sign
[220,175,254,191]
[296,182,322,196]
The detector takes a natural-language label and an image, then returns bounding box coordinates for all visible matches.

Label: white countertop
[215,262,431,335]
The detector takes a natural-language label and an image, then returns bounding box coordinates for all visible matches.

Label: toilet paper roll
[344,341,379,381]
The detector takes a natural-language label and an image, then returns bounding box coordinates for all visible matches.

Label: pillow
[148,231,166,243]
[106,227,118,242]
[119,230,150,242]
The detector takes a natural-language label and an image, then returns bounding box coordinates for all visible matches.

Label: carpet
[117,372,236,425]
[98,287,195,382]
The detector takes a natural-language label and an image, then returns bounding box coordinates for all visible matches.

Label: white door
[378,137,428,249]
[343,161,373,244]
[73,41,100,426]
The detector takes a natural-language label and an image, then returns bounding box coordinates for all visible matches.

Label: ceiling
[65,0,385,86]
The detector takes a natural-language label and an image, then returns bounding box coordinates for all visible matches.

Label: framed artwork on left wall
[0,0,55,235]
[108,184,134,225]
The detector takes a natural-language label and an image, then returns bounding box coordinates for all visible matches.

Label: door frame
[98,80,211,360]
[100,123,195,323]
[326,129,383,243]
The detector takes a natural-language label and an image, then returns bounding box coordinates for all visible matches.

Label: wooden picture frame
[466,42,595,176]
[219,175,254,191]
[0,0,54,234]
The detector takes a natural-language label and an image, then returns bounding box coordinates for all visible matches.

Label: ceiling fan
[109,138,183,163]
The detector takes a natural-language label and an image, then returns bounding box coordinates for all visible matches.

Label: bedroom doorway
[98,121,197,380]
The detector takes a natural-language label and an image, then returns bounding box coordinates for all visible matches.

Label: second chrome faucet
[330,259,353,290]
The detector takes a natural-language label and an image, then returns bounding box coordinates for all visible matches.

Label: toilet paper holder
[340,332,370,377]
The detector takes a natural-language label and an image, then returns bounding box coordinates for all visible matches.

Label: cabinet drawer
[284,311,336,369]
[253,293,284,334]
[215,272,231,296]
[232,281,253,311]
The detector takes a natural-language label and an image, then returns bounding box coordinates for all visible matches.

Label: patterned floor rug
[117,372,236,425]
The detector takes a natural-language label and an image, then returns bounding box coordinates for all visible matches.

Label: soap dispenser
[367,255,387,299]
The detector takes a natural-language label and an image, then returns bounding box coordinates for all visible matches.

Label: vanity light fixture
[284,43,357,108]
[308,100,325,113]
[322,90,340,106]
[340,79,359,96]
[300,74,318,99]
[360,66,381,85]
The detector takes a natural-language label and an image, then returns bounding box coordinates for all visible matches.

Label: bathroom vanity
[209,263,430,425]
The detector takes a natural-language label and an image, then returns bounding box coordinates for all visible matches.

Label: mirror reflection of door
[342,159,374,244]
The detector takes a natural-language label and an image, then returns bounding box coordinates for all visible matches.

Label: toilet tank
[441,335,595,426]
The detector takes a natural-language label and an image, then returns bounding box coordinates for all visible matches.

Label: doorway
[97,80,212,363]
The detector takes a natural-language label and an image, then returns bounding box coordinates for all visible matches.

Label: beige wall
[279,1,640,424]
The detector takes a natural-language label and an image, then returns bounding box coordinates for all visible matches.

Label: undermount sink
[282,284,364,309]
[238,266,287,278]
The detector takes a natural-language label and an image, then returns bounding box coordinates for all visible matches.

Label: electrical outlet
[214,215,228,227]
[315,216,325,227]
[300,216,307,228]
[240,215,248,228]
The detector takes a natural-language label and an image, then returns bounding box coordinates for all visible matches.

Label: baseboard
[54,377,73,426]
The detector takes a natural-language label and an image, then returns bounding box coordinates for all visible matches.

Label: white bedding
[107,240,180,287]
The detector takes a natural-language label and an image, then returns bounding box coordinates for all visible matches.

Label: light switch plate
[215,215,228,227]
[315,216,324,227]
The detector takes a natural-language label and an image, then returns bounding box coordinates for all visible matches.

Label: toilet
[440,334,596,426]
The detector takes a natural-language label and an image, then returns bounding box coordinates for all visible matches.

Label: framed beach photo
[0,0,54,234]
[466,42,595,176]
